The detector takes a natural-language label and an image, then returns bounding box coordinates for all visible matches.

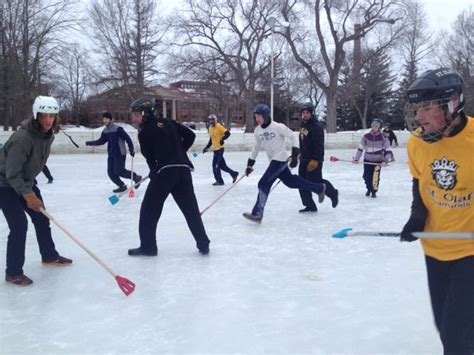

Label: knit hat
[102,112,113,120]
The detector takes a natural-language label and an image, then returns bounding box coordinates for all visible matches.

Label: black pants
[0,186,59,277]
[107,155,138,187]
[138,168,210,252]
[251,160,325,218]
[298,160,337,210]
[363,160,382,193]
[425,255,474,355]
[212,149,237,184]
[42,165,53,181]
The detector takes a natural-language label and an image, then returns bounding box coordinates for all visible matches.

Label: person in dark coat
[85,112,141,193]
[298,102,339,212]
[382,125,398,147]
[127,96,210,256]
[0,95,72,286]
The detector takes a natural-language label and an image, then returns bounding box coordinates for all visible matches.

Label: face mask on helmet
[405,68,464,143]
[130,96,156,121]
[32,96,59,120]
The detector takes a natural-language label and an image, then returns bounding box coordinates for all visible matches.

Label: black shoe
[128,247,157,256]
[133,175,143,189]
[212,181,224,186]
[330,189,339,208]
[198,246,210,255]
[299,206,317,213]
[113,185,127,193]
[243,212,262,224]
[231,172,239,183]
[365,190,371,197]
[47,179,53,184]
[371,192,377,198]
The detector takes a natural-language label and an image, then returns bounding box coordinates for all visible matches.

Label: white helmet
[32,96,59,119]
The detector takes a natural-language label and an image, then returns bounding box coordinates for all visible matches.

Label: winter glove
[202,148,208,154]
[23,192,44,212]
[307,160,319,172]
[400,217,425,242]
[352,158,359,164]
[246,158,256,176]
[130,150,135,157]
[289,147,300,169]
[381,161,388,167]
[220,139,224,146]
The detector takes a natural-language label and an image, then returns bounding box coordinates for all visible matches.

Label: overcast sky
[420,0,472,31]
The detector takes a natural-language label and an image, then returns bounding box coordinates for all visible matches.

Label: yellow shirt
[208,123,228,151]
[407,117,474,261]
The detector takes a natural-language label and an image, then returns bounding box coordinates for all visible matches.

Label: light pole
[268,17,289,121]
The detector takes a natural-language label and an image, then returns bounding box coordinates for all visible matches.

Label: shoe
[128,247,158,256]
[212,182,224,186]
[371,192,377,198]
[231,172,239,183]
[133,175,143,189]
[198,246,210,255]
[5,274,33,286]
[331,189,339,208]
[299,206,317,213]
[318,184,326,203]
[42,256,73,266]
[365,190,371,197]
[243,212,262,224]
[47,179,53,184]
[113,185,127,193]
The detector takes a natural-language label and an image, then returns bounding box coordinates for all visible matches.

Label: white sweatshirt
[250,121,299,162]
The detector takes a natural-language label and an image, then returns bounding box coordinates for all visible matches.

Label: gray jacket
[0,120,54,195]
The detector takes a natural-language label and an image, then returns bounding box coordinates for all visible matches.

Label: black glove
[400,217,425,242]
[202,148,208,154]
[289,147,300,168]
[220,139,224,145]
[246,158,256,176]
[130,150,135,157]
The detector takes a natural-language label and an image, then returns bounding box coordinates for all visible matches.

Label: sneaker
[371,192,377,198]
[299,206,317,213]
[212,182,224,186]
[113,185,127,193]
[231,172,239,183]
[5,274,33,286]
[133,175,143,189]
[318,184,326,203]
[42,256,73,266]
[128,247,158,257]
[243,212,262,224]
[331,189,339,208]
[365,190,371,197]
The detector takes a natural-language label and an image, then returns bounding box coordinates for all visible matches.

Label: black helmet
[300,102,315,115]
[130,96,156,121]
[405,68,465,143]
[254,104,271,126]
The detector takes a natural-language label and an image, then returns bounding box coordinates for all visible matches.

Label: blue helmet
[254,104,271,124]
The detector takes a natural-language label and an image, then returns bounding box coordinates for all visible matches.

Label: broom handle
[200,174,245,215]
[40,208,117,278]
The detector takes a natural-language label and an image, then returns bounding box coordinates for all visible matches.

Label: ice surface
[0,149,441,354]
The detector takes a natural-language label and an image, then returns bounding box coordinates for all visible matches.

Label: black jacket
[299,116,324,162]
[138,117,195,174]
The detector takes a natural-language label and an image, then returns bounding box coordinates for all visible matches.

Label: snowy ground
[0,149,442,354]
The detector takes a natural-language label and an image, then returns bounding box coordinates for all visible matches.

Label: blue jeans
[251,160,325,218]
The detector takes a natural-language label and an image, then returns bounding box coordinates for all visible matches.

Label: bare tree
[0,0,76,130]
[280,0,402,132]
[172,0,280,132]
[88,0,166,99]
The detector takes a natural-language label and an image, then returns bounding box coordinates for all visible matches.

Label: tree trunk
[326,89,337,133]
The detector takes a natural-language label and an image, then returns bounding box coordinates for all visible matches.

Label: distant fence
[0,129,410,154]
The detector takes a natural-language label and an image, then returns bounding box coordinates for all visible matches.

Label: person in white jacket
[243,104,326,223]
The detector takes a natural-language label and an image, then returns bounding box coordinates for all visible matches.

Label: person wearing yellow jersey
[401,68,474,354]
[202,114,238,186]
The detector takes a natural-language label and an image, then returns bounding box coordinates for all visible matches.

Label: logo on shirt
[260,131,276,141]
[431,157,458,190]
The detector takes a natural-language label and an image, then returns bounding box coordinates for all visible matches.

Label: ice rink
[0,149,442,354]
